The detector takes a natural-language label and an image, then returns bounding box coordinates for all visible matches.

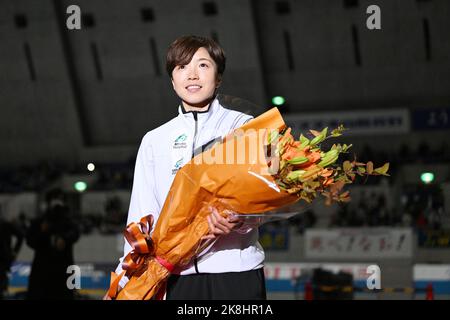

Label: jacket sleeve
[114,135,160,288]
[232,113,254,130]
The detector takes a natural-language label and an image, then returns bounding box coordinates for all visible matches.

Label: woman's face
[171,47,221,110]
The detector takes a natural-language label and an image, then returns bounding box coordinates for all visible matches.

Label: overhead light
[87,163,95,172]
[74,181,87,192]
[272,96,285,106]
[420,172,434,184]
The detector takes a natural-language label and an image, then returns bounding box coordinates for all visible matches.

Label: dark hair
[166,35,226,78]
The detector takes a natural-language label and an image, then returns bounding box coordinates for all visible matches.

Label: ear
[215,74,222,88]
[171,77,175,90]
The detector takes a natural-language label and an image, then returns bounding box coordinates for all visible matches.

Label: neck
[181,96,215,113]
[182,103,210,112]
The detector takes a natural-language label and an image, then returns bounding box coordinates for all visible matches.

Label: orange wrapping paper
[110,107,300,300]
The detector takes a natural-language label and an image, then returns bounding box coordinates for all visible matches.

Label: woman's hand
[201,208,244,241]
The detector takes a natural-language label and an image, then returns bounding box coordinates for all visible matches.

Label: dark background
[0,0,449,300]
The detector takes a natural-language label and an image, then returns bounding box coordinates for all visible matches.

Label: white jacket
[115,97,265,288]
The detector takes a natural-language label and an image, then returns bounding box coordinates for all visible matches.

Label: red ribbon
[156,256,174,273]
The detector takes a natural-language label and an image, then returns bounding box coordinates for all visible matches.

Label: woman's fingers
[227,214,240,223]
[205,210,247,238]
[201,234,216,241]
[206,215,216,234]
[209,210,237,234]
[212,210,239,234]
[208,212,225,235]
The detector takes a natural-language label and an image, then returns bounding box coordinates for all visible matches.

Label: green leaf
[343,161,352,172]
[374,163,390,175]
[310,127,328,146]
[331,130,342,137]
[277,180,287,189]
[299,134,309,144]
[357,166,366,174]
[299,134,310,148]
[331,124,346,137]
[342,144,353,152]
[287,156,309,165]
[346,172,355,182]
[286,170,306,181]
[366,161,374,174]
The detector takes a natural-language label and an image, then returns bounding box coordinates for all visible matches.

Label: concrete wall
[1,0,449,167]
[0,0,83,167]
[254,0,450,111]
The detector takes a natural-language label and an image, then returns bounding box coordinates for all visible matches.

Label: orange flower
[298,163,317,171]
[306,151,321,163]
[281,147,306,161]
[323,177,334,187]
[320,169,334,178]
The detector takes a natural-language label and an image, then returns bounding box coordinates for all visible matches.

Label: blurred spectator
[2,139,450,194]
[426,206,442,230]
[15,212,30,236]
[399,143,412,163]
[0,209,24,300]
[78,213,102,235]
[355,194,369,226]
[289,209,317,234]
[401,209,413,227]
[0,161,63,193]
[100,196,127,234]
[328,183,446,231]
[417,141,431,163]
[26,189,80,300]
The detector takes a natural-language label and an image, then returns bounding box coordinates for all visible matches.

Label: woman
[109,35,266,300]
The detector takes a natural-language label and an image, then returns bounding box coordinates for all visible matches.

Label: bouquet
[107,107,388,300]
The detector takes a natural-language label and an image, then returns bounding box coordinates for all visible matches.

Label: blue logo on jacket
[175,134,187,143]
[174,134,188,149]
[172,157,184,175]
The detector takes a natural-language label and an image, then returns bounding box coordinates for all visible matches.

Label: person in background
[26,189,80,300]
[0,209,24,300]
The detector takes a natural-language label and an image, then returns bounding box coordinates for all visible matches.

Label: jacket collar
[177,96,221,124]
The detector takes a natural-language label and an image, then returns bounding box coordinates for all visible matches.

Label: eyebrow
[196,58,213,63]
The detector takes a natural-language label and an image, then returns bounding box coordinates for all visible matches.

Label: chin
[183,97,214,108]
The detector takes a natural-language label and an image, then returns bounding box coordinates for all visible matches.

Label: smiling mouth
[185,85,202,93]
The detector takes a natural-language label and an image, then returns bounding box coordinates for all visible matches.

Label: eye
[200,63,209,68]
[178,65,185,70]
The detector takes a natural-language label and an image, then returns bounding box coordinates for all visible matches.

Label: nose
[187,66,199,80]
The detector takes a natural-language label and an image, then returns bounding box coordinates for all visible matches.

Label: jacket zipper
[192,111,200,274]
[192,112,198,159]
